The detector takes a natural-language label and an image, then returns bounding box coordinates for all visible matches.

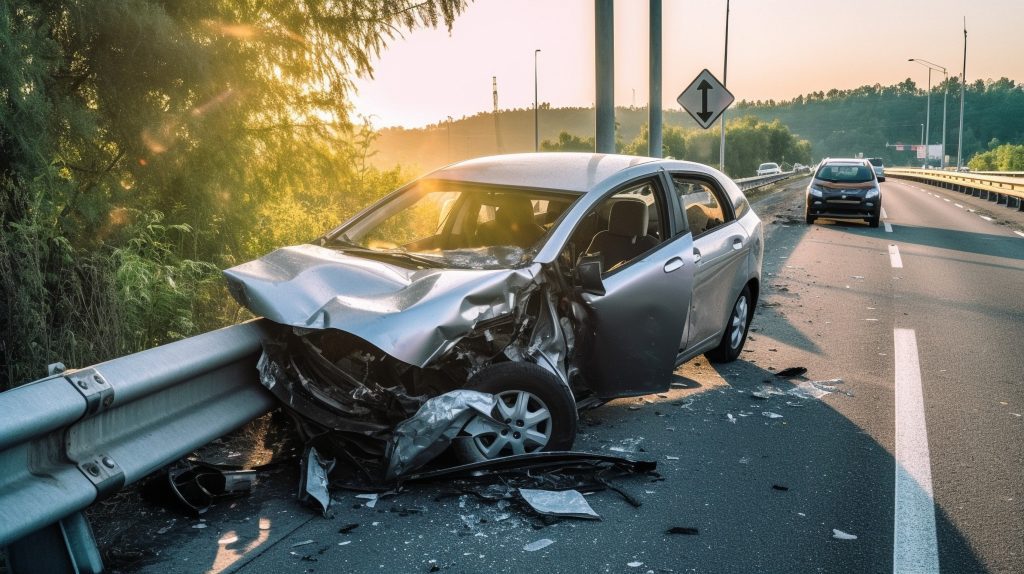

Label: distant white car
[756,162,782,176]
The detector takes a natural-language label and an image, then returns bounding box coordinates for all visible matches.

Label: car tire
[706,285,754,364]
[452,362,577,463]
[868,215,880,228]
[805,212,816,225]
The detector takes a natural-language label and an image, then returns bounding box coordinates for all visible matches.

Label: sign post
[677,69,734,130]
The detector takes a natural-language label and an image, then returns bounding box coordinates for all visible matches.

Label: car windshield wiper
[333,246,444,268]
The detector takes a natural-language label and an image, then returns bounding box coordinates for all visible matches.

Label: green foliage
[541,131,596,152]
[968,144,1024,171]
[0,0,467,388]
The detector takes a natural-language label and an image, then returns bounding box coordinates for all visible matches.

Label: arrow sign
[677,69,734,130]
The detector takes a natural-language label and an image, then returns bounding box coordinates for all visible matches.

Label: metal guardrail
[734,170,802,192]
[0,319,275,569]
[887,168,1024,210]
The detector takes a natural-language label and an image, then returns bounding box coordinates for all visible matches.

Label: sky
[350,0,1024,129]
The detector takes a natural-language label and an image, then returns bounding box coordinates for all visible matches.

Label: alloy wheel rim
[463,390,552,458]
[729,295,749,350]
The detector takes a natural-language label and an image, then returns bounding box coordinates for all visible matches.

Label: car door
[574,175,695,398]
[670,174,748,351]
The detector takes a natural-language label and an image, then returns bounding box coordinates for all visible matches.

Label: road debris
[519,488,600,520]
[166,461,257,515]
[524,538,554,552]
[832,529,858,540]
[627,561,644,567]
[775,367,808,378]
[762,412,784,419]
[338,523,359,533]
[772,484,789,491]
[666,526,699,535]
[299,446,334,516]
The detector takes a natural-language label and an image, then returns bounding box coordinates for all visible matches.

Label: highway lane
[133,177,1023,574]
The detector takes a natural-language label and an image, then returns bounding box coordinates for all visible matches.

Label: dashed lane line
[954,203,964,209]
[893,328,940,574]
[979,215,994,222]
[1015,231,1024,238]
[889,245,903,268]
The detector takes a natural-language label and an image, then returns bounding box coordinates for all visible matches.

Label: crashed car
[225,153,763,478]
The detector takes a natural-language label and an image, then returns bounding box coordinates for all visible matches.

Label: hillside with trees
[370,77,1024,176]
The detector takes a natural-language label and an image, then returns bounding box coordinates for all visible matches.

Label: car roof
[428,153,662,193]
[819,158,869,166]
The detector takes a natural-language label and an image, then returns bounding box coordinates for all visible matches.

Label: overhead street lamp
[909,58,948,168]
[534,49,541,152]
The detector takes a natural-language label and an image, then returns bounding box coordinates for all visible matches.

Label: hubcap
[461,390,552,459]
[729,295,749,350]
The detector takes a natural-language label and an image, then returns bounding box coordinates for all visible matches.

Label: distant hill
[368,77,1024,175]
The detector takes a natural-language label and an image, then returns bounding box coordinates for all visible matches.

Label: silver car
[225,153,763,466]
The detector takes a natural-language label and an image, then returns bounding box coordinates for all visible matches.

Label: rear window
[815,164,874,183]
[867,158,883,167]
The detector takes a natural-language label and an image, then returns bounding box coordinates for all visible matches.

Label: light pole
[910,58,947,168]
[719,0,730,172]
[534,49,541,152]
[957,21,967,169]
[447,115,453,162]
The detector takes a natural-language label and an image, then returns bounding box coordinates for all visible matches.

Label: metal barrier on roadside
[0,319,275,572]
[734,170,801,192]
[887,168,1024,211]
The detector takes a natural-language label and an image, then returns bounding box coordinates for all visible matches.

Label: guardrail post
[996,193,1007,205]
[5,512,103,574]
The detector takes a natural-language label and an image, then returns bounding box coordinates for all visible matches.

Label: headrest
[495,198,535,226]
[608,200,649,238]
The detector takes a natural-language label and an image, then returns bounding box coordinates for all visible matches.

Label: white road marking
[943,198,951,203]
[884,221,893,233]
[979,215,994,222]
[1015,231,1024,238]
[889,245,903,268]
[881,207,888,218]
[893,328,940,574]
[954,203,964,209]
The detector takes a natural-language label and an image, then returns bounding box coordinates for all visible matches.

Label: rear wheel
[706,285,753,363]
[452,362,577,463]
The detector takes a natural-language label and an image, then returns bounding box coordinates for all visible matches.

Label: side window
[671,176,733,237]
[563,178,667,275]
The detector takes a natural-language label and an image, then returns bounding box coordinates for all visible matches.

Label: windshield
[814,164,874,183]
[758,163,778,170]
[325,180,580,270]
[868,158,883,167]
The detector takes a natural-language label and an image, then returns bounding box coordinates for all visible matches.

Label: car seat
[585,199,658,272]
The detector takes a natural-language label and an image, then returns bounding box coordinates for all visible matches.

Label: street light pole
[957,21,967,169]
[910,58,947,168]
[719,0,730,172]
[534,49,541,152]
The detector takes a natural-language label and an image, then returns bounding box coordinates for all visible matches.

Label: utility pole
[595,0,615,153]
[534,49,541,152]
[648,0,662,158]
[719,0,730,172]
[957,20,967,169]
[910,58,947,167]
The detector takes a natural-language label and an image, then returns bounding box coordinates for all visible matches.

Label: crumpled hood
[224,244,539,367]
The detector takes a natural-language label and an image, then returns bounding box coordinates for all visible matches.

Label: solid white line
[1015,231,1024,238]
[884,221,893,233]
[889,245,903,268]
[893,328,940,574]
[881,207,889,219]
[979,215,994,222]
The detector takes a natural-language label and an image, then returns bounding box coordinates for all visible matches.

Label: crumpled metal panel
[224,244,540,367]
[384,390,496,480]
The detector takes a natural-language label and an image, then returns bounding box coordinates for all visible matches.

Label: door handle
[692,248,702,263]
[663,257,684,273]
[732,237,743,250]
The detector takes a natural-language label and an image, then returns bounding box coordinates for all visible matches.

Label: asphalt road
[137,176,1024,574]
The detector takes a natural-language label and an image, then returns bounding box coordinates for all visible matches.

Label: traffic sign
[676,69,734,130]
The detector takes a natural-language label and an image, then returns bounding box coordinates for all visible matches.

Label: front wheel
[706,285,753,363]
[868,215,880,228]
[452,362,577,463]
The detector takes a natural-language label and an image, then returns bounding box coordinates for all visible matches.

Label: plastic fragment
[832,529,857,540]
[627,561,644,568]
[356,493,378,508]
[338,523,359,534]
[726,414,737,424]
[666,527,699,535]
[291,540,315,548]
[519,488,600,520]
[772,484,789,491]
[762,412,783,419]
[298,446,334,516]
[191,523,207,529]
[524,538,554,552]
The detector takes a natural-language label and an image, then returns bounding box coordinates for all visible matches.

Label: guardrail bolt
[76,379,88,389]
[102,457,116,469]
[85,463,100,476]
[93,374,104,385]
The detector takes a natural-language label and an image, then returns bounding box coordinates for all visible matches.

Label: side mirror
[576,255,606,296]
